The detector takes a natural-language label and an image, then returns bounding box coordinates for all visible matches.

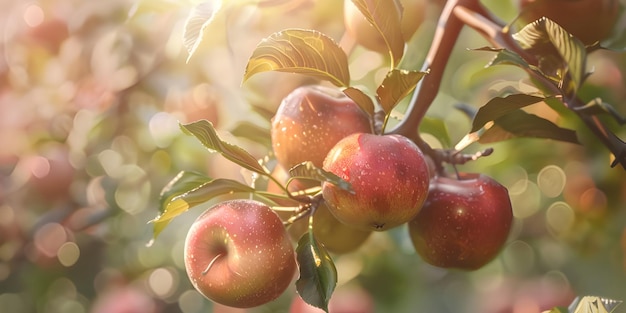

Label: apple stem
[283,193,324,229]
[202,253,224,276]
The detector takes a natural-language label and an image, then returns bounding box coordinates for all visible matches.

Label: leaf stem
[202,253,224,275]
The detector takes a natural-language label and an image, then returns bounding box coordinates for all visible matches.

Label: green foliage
[288,161,353,193]
[456,94,579,149]
[151,172,255,241]
[569,296,622,313]
[349,0,405,67]
[513,17,587,95]
[243,29,351,87]
[470,94,546,133]
[181,120,267,174]
[419,116,452,148]
[230,121,272,147]
[377,69,428,114]
[183,1,223,63]
[343,87,376,116]
[295,229,337,313]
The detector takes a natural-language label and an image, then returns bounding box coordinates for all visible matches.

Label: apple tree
[149,0,626,312]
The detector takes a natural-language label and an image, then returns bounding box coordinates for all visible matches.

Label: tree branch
[453,5,626,169]
[388,0,625,169]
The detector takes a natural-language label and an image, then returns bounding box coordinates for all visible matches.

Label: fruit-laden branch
[453,5,626,169]
[389,0,625,169]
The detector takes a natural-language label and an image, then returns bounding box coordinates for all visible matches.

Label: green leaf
[183,1,223,63]
[350,0,404,67]
[478,109,579,144]
[574,98,626,125]
[158,171,213,214]
[513,17,587,94]
[543,307,568,313]
[342,87,375,116]
[150,178,255,240]
[180,120,267,174]
[471,94,545,133]
[229,121,272,147]
[250,103,277,121]
[570,296,622,313]
[243,29,350,87]
[376,69,427,114]
[419,116,452,148]
[289,161,353,193]
[476,46,532,70]
[295,231,337,313]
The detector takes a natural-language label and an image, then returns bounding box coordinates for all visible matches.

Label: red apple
[408,173,513,270]
[271,85,373,170]
[344,0,427,53]
[322,133,430,231]
[518,0,619,45]
[184,199,297,308]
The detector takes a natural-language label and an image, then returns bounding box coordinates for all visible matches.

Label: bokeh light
[23,4,44,28]
[537,165,566,198]
[57,241,80,267]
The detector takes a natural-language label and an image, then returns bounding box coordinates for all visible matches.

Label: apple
[184,199,297,308]
[322,133,430,231]
[267,166,372,254]
[408,173,513,270]
[344,0,427,53]
[289,203,372,254]
[271,85,373,170]
[518,0,619,45]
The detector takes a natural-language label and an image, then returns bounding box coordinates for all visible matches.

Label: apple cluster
[183,85,514,309]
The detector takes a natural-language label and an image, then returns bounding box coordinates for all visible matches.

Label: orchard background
[1,0,626,312]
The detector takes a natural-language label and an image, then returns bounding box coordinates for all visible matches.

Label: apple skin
[322,133,430,231]
[184,199,297,308]
[267,166,372,254]
[518,0,619,45]
[271,85,373,170]
[408,173,513,270]
[344,0,427,53]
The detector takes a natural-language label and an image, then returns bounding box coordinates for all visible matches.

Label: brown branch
[453,6,626,169]
[387,0,476,141]
[388,0,625,169]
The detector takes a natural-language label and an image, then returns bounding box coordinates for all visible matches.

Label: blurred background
[0,0,625,312]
